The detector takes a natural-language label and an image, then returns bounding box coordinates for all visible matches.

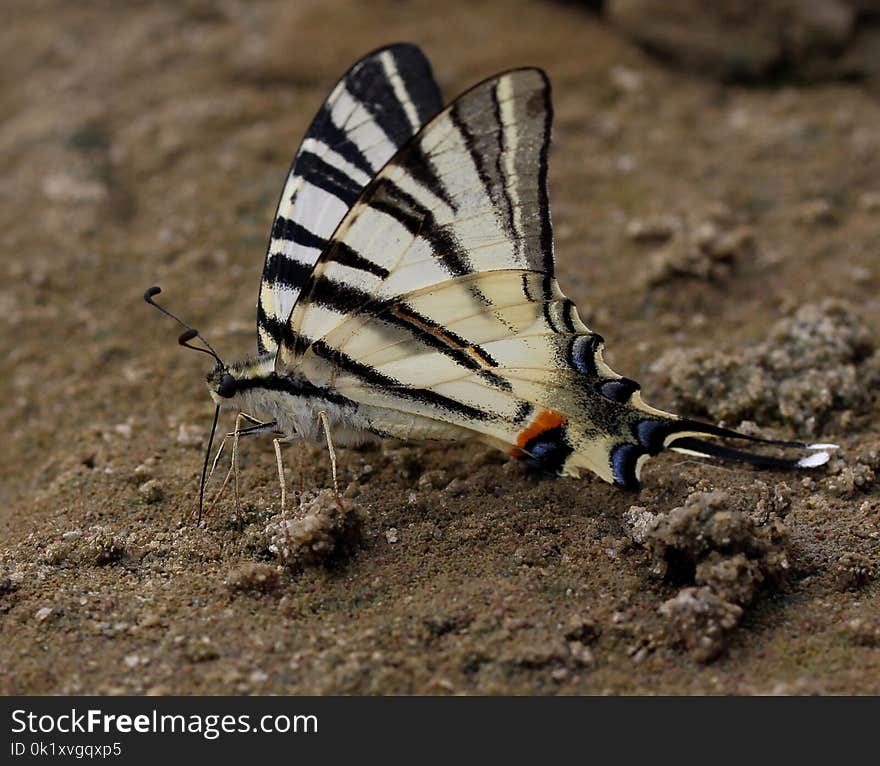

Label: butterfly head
[206,363,239,403]
[205,353,279,410]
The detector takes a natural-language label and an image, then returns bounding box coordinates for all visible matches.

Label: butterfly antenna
[144,286,223,365]
[197,405,221,523]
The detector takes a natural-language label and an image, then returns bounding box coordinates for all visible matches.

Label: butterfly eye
[217,373,237,398]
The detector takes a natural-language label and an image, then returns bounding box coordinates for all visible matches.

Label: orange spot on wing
[510,409,568,456]
[392,306,494,367]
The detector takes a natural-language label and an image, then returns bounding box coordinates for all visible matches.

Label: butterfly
[146,43,835,518]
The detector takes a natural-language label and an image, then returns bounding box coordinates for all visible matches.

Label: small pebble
[225,563,281,593]
[444,478,467,497]
[418,469,448,490]
[626,215,680,244]
[139,613,162,628]
[175,423,204,447]
[609,65,644,93]
[858,192,880,212]
[568,641,595,667]
[132,463,153,480]
[551,667,570,682]
[796,199,838,226]
[42,172,107,203]
[138,479,164,503]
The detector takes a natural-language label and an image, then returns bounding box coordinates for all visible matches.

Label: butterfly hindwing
[257,43,443,355]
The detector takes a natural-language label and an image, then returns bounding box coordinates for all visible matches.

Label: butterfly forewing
[257,43,443,355]
[279,69,558,351]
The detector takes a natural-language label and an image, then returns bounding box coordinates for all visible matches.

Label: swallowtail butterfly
[147,43,835,514]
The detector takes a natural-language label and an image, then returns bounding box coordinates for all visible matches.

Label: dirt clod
[264,491,362,569]
[563,615,600,643]
[836,552,878,590]
[651,300,876,434]
[225,562,282,594]
[607,0,857,82]
[138,479,165,504]
[824,451,878,496]
[88,527,127,566]
[643,217,756,287]
[567,641,596,667]
[695,552,762,604]
[625,490,790,660]
[659,588,743,663]
[626,214,681,244]
[796,198,839,226]
[845,617,880,647]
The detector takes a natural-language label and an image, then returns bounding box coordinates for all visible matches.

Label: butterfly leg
[206,412,269,484]
[204,415,277,518]
[317,410,344,510]
[231,412,247,517]
[273,438,286,514]
[272,434,300,515]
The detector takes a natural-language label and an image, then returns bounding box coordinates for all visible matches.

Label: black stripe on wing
[271,216,328,251]
[439,69,556,276]
[294,151,363,208]
[310,341,491,422]
[534,79,554,275]
[348,58,421,141]
[304,274,512,390]
[262,252,315,293]
[403,141,460,212]
[257,43,444,354]
[305,112,375,179]
[331,242,391,279]
[368,178,472,278]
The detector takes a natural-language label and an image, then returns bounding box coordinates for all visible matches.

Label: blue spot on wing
[636,419,674,454]
[569,333,603,376]
[611,443,644,491]
[600,378,640,403]
[520,425,574,475]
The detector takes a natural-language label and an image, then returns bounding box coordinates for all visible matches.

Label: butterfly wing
[277,68,555,354]
[278,69,833,488]
[257,43,443,355]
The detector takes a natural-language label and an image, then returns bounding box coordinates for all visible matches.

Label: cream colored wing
[277,69,833,488]
[257,43,442,354]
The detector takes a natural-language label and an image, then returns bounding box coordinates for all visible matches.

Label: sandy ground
[1,0,878,695]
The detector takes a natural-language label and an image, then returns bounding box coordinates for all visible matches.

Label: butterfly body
[206,356,372,446]
[167,43,834,500]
